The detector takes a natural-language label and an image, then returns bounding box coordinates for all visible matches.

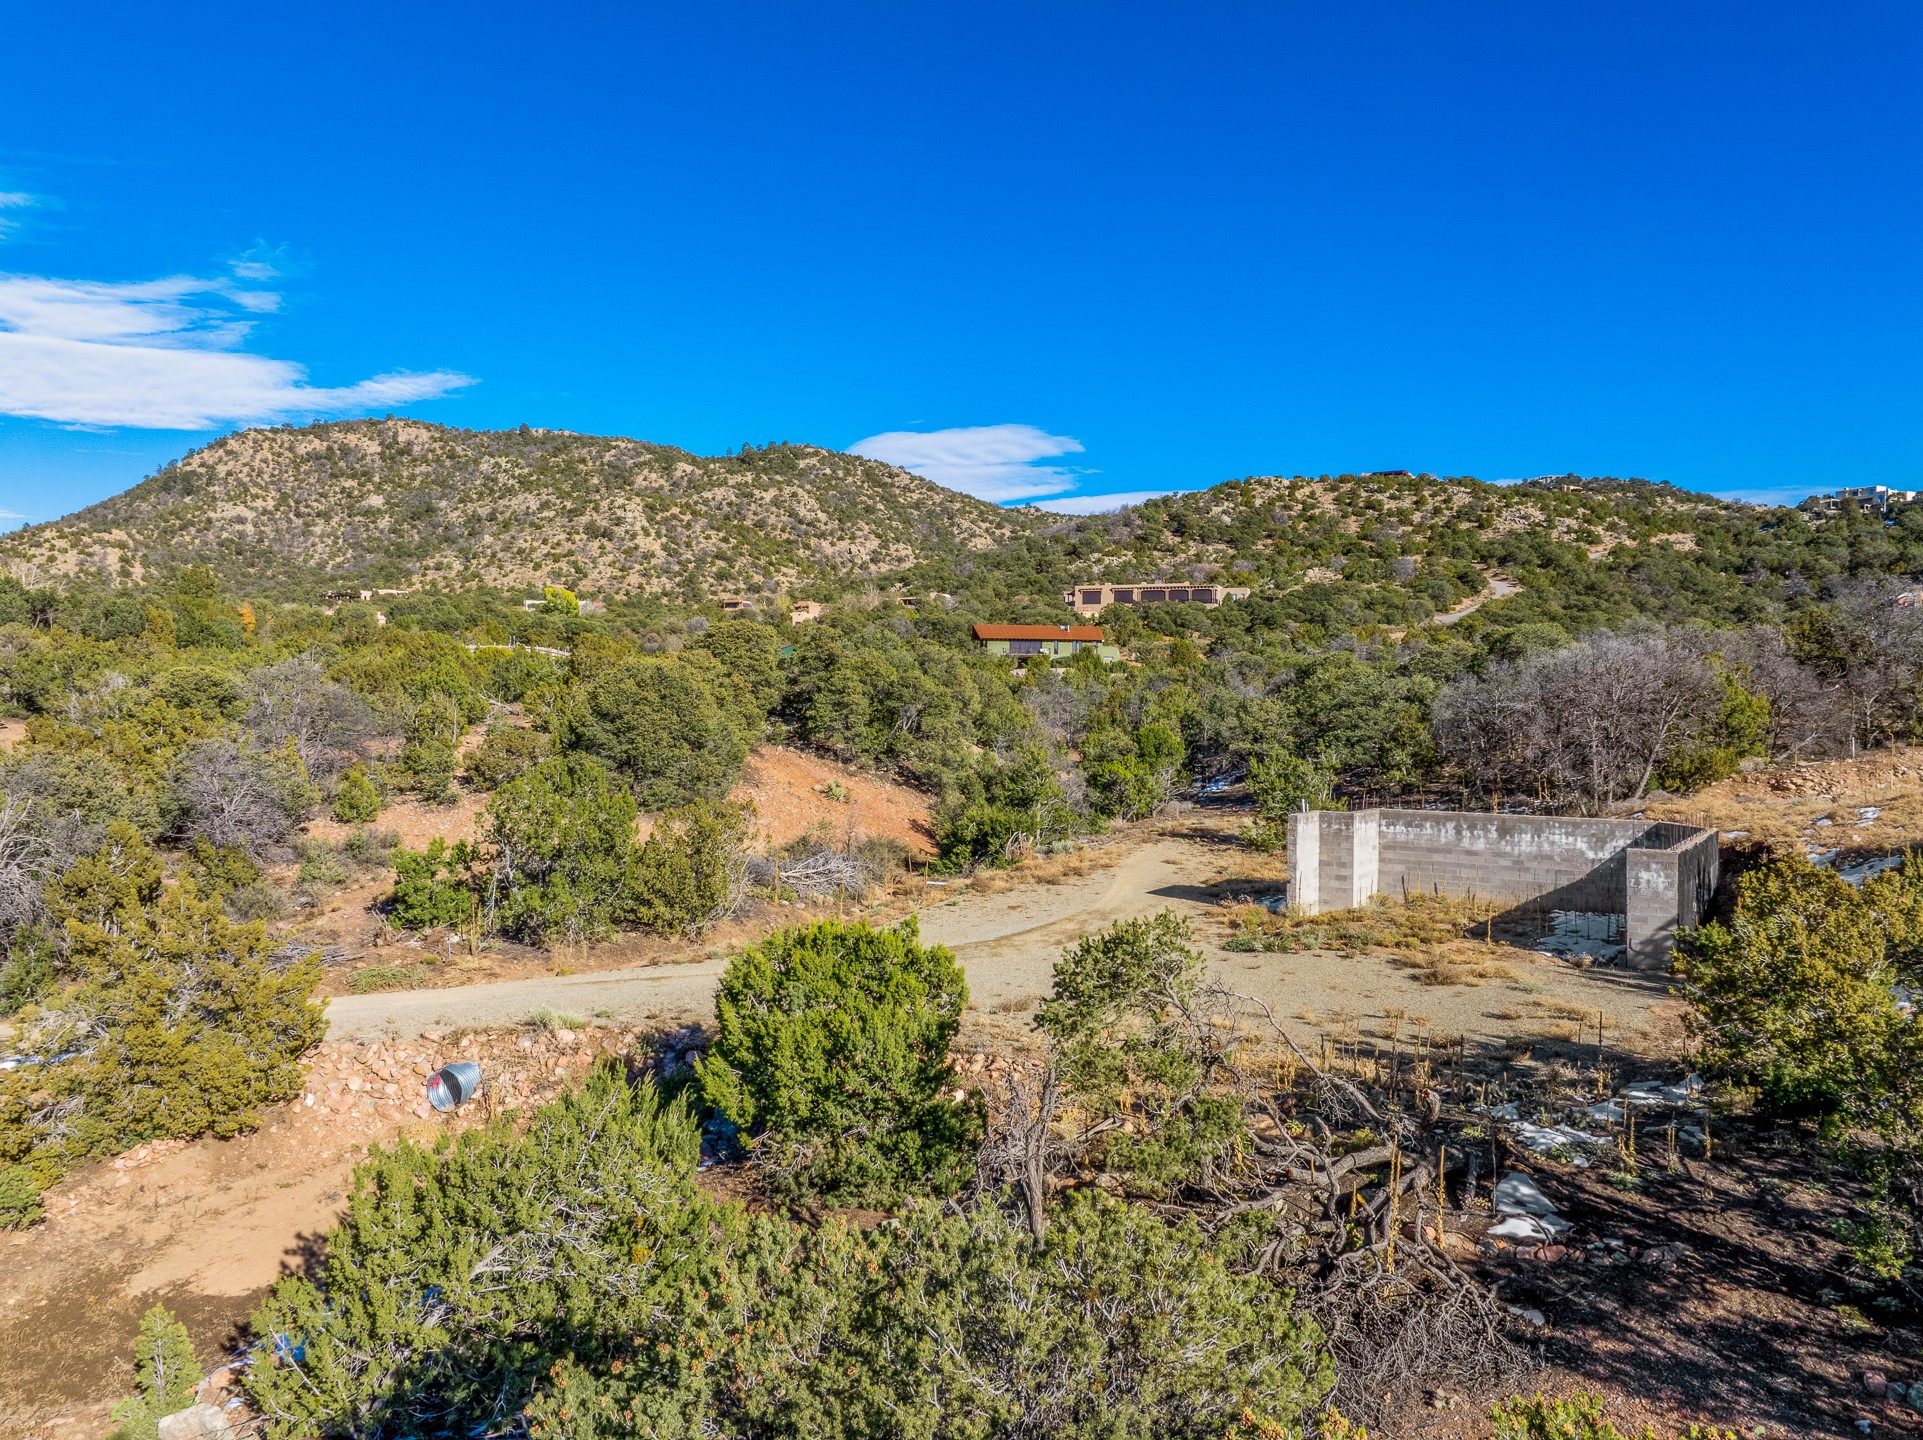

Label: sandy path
[330,829,1669,1050]
[1431,572,1521,625]
[325,956,731,1039]
[917,833,1666,1046]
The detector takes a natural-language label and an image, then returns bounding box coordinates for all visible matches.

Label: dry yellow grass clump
[1644,745,1923,853]
[1223,893,1524,985]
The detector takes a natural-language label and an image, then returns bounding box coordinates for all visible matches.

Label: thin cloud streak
[0,193,33,240]
[0,271,472,429]
[851,423,1087,502]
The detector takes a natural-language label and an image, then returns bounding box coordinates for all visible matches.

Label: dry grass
[1225,892,1493,953]
[1389,949,1519,987]
[1644,745,1923,852]
[1224,893,1547,986]
[957,844,1117,897]
[1205,853,1293,886]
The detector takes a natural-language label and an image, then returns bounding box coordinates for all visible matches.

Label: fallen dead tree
[752,846,875,901]
[971,910,1530,1428]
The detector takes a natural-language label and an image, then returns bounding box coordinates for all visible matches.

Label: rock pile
[297,1024,656,1132]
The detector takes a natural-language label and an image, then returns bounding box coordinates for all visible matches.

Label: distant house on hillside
[972,623,1120,661]
[1062,582,1251,618]
[1811,485,1919,518]
[790,600,825,624]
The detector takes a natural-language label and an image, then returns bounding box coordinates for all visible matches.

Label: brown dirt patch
[726,745,936,856]
[1645,745,1923,854]
[1399,1115,1923,1438]
[0,1025,667,1436]
[302,788,489,851]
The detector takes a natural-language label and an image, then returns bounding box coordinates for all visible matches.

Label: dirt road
[326,955,732,1039]
[330,828,1668,1052]
[1432,572,1521,625]
[326,837,1214,1041]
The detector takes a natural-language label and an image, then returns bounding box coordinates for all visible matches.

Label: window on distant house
[1114,588,1135,603]
[1081,590,1103,606]
[1009,639,1042,655]
[1193,587,1216,603]
[1143,588,1167,602]
[1169,588,1191,603]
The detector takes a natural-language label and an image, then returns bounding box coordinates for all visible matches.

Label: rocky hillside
[0,420,1047,598]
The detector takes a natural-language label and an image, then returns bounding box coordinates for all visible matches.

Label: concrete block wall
[1373,811,1648,911]
[1288,808,1719,970]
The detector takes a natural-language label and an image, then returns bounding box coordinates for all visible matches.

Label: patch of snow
[1838,854,1903,885]
[1508,1121,1608,1165]
[1490,1214,1566,1241]
[1527,910,1626,964]
[1493,1172,1574,1234]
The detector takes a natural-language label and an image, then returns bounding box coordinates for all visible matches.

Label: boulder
[157,1404,234,1440]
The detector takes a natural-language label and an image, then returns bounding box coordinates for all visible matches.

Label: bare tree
[169,739,311,857]
[977,1058,1064,1240]
[1715,625,1851,758]
[1435,628,1725,810]
[242,655,375,782]
[1822,579,1923,750]
[0,796,56,934]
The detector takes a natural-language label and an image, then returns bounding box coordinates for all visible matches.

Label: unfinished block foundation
[1287,809,1719,969]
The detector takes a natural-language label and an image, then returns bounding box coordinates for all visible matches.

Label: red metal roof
[972,623,1107,642]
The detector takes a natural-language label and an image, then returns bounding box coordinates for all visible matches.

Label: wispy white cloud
[851,423,1089,503]
[0,271,472,429]
[228,241,290,282]
[1031,490,1178,515]
[0,193,33,241]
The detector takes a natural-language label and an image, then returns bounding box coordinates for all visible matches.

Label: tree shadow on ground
[1435,1034,1918,1437]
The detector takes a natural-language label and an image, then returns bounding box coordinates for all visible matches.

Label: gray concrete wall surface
[1288,808,1720,969]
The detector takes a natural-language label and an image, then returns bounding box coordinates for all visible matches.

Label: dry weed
[1389,945,1517,987]
[1223,892,1521,966]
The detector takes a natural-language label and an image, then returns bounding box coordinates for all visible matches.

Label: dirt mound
[1645,745,1923,854]
[727,745,936,856]
[299,745,935,860]
[0,1024,668,1432]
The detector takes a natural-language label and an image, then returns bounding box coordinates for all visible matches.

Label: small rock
[156,1404,234,1440]
[1864,1371,1888,1398]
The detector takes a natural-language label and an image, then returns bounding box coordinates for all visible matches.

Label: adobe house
[972,623,1120,661]
[1064,582,1252,618]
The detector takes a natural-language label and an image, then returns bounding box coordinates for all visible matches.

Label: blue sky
[0,2,1917,526]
